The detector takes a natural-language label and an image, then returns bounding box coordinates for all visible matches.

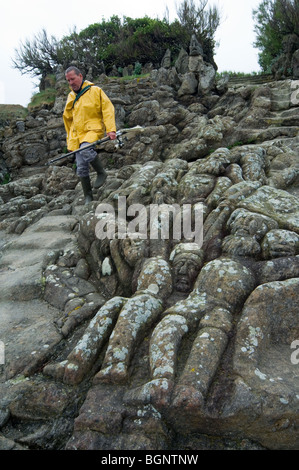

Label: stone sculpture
[0,52,299,450]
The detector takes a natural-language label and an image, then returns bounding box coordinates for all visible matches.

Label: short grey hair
[65,66,82,76]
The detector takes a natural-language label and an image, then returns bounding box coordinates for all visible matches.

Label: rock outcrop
[0,59,298,450]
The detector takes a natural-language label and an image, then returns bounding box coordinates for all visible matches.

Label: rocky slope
[0,59,298,450]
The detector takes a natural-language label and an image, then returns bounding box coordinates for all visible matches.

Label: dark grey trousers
[76,142,97,177]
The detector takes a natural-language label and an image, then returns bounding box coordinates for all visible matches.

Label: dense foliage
[253,0,299,73]
[12,1,221,80]
[61,16,192,73]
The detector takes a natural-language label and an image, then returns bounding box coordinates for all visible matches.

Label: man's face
[65,70,83,92]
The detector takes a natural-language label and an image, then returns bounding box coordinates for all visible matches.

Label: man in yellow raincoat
[63,66,116,204]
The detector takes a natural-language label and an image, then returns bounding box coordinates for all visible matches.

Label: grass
[0,172,11,185]
[28,88,57,112]
[0,104,27,121]
[107,72,150,81]
[216,71,264,79]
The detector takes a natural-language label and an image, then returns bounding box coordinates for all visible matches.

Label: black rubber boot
[91,155,107,189]
[80,176,93,204]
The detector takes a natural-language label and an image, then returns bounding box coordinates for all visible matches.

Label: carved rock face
[261,229,299,259]
[121,237,148,268]
[1,70,299,450]
[172,253,203,292]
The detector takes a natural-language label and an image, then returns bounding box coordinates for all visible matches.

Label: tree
[61,15,123,71]
[253,0,299,73]
[176,0,221,64]
[12,29,60,79]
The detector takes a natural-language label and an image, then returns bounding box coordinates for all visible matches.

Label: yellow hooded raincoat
[63,81,116,151]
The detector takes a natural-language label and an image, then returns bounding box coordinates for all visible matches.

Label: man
[63,66,117,204]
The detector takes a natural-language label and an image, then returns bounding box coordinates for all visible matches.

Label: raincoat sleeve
[63,94,75,142]
[100,89,116,133]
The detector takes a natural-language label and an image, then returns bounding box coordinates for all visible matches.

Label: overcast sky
[1,0,262,107]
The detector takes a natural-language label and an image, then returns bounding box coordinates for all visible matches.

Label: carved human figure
[97,241,205,384]
[123,173,299,409]
[150,158,188,205]
[109,236,150,296]
[43,237,172,385]
[222,208,278,257]
[44,140,299,410]
[169,242,204,293]
[261,229,299,259]
[125,257,256,407]
[94,254,172,384]
[189,34,203,57]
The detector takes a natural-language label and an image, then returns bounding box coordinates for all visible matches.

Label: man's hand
[107,131,117,140]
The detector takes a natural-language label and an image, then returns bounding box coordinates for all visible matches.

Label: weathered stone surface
[0,65,298,450]
[227,278,299,449]
[239,186,299,232]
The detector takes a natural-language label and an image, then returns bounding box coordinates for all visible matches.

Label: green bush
[134,61,142,75]
[13,1,221,80]
[0,173,11,185]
